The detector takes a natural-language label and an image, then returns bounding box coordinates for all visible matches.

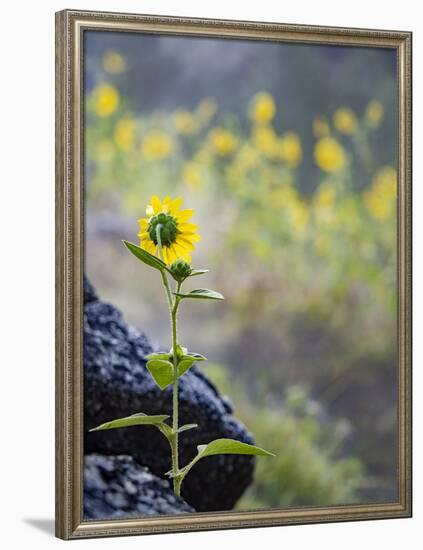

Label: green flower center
[148,212,179,247]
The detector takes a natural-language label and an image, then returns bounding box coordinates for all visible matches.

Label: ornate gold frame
[55,9,412,540]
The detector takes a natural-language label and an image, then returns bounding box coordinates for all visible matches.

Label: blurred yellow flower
[141,131,174,160]
[209,127,238,156]
[196,98,218,123]
[314,137,346,173]
[252,126,278,158]
[333,108,358,135]
[289,201,309,234]
[173,110,196,135]
[225,144,260,188]
[94,139,115,163]
[102,51,127,74]
[269,184,298,208]
[313,182,339,230]
[270,184,309,234]
[138,195,201,264]
[314,182,336,208]
[93,83,120,117]
[236,143,260,171]
[364,166,397,221]
[249,92,276,125]
[183,162,202,190]
[365,100,384,128]
[114,117,136,152]
[374,166,396,196]
[277,132,302,167]
[313,116,330,138]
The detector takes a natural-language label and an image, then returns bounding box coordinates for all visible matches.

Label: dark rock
[84,277,98,303]
[84,277,255,512]
[84,454,194,519]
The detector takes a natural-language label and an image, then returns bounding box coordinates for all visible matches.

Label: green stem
[171,284,182,496]
[156,225,174,312]
[156,224,182,496]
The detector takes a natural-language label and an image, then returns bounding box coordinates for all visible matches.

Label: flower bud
[170,259,192,282]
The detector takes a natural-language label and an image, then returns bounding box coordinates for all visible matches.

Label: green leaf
[89,412,170,432]
[174,288,224,301]
[178,438,275,481]
[145,351,172,361]
[146,359,174,390]
[183,352,207,362]
[177,423,198,434]
[177,358,195,377]
[175,345,187,359]
[164,469,179,479]
[189,269,209,277]
[177,352,207,378]
[196,438,275,459]
[123,240,167,272]
[157,423,174,440]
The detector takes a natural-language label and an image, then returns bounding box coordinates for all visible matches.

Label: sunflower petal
[138,218,149,229]
[173,242,192,256]
[169,197,183,215]
[143,240,156,254]
[167,246,177,264]
[175,238,194,251]
[177,236,199,248]
[179,232,201,242]
[161,196,172,213]
[175,209,194,222]
[178,222,198,232]
[151,195,162,214]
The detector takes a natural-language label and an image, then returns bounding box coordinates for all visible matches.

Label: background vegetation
[84,31,398,508]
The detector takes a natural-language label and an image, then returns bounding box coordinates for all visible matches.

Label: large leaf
[123,240,167,272]
[196,438,275,458]
[146,359,174,390]
[89,412,170,432]
[179,438,274,479]
[174,288,224,301]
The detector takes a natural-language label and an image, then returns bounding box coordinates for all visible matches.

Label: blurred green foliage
[207,364,364,509]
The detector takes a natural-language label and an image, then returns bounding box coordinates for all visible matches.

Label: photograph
[55,9,411,539]
[84,29,398,516]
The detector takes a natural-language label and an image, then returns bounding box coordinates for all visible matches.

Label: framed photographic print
[55,9,412,540]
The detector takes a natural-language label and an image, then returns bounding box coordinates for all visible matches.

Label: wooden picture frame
[55,8,412,540]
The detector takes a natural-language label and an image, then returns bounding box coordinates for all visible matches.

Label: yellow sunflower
[137,196,201,264]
